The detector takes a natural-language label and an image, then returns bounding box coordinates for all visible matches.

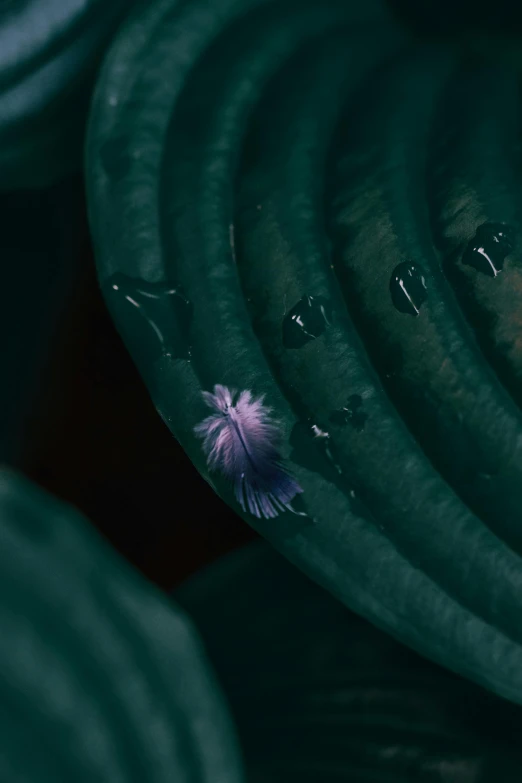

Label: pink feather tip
[194,384,303,519]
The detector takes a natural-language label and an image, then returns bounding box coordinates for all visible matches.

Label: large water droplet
[288,421,375,523]
[389,262,427,317]
[329,394,368,432]
[282,295,332,348]
[462,222,514,277]
[105,273,193,362]
[290,420,343,483]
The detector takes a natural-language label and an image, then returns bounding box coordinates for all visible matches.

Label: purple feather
[194,384,303,519]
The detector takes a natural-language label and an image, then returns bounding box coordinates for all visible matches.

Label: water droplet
[105,273,193,362]
[282,295,333,348]
[289,422,376,523]
[462,222,514,277]
[329,394,368,432]
[99,137,132,181]
[389,262,428,317]
[308,421,343,475]
[290,420,343,483]
[310,423,328,439]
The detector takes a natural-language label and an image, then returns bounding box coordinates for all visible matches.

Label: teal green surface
[0,0,133,189]
[0,469,244,782]
[86,0,522,704]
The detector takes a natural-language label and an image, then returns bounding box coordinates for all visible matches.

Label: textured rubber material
[87,0,522,703]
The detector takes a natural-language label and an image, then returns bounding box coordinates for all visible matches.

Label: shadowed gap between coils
[427,60,522,406]
[326,44,522,554]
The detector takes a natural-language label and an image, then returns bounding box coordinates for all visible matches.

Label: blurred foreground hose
[0,0,134,190]
[0,469,243,783]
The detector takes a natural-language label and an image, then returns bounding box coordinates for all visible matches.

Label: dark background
[15,185,255,591]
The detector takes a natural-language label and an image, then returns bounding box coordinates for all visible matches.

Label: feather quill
[194,384,303,519]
